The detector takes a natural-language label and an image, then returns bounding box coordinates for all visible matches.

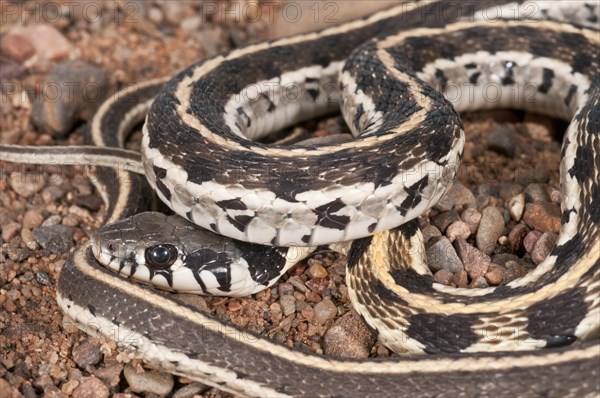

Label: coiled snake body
[1,1,599,396]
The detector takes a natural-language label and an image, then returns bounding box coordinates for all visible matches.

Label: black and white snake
[1,0,599,396]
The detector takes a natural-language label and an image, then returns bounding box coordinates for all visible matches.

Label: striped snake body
[1,1,599,396]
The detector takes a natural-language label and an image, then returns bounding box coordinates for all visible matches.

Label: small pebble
[446,220,471,242]
[421,224,442,243]
[523,230,543,253]
[452,270,468,288]
[308,263,328,279]
[278,282,294,296]
[524,184,550,203]
[549,187,561,204]
[162,1,185,25]
[172,383,209,398]
[181,16,202,32]
[454,239,490,280]
[461,208,481,234]
[508,224,529,253]
[61,379,80,395]
[93,364,123,389]
[71,376,109,398]
[492,253,519,266]
[6,246,31,262]
[288,275,308,293]
[476,206,505,255]
[123,364,174,397]
[470,276,489,289]
[18,24,72,60]
[313,298,337,325]
[432,211,460,233]
[508,193,525,221]
[433,269,453,285]
[72,340,103,368]
[22,210,44,229]
[0,33,35,62]
[485,265,506,285]
[523,202,561,233]
[32,225,74,254]
[531,232,558,264]
[426,237,463,274]
[487,124,516,157]
[504,261,529,282]
[147,6,164,24]
[499,182,523,201]
[323,311,376,358]
[2,222,21,242]
[435,182,476,211]
[280,295,296,316]
[8,172,47,198]
[31,60,111,136]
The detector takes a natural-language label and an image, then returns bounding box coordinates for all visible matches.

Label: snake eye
[144,244,178,269]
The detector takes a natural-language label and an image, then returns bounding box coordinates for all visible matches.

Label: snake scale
[1,0,599,396]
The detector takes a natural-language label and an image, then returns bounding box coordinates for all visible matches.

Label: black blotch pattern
[406,313,480,353]
[227,215,253,233]
[469,71,481,84]
[569,145,594,182]
[564,84,577,105]
[346,236,373,270]
[315,198,351,230]
[217,198,248,211]
[397,218,419,239]
[435,68,448,91]
[88,304,96,316]
[398,176,429,216]
[353,103,365,132]
[185,249,233,292]
[390,268,435,295]
[553,234,585,267]
[236,242,289,285]
[538,68,554,94]
[153,166,171,201]
[500,61,516,85]
[306,88,319,101]
[373,281,409,306]
[525,288,588,343]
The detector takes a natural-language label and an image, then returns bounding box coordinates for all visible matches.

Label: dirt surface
[1,1,566,397]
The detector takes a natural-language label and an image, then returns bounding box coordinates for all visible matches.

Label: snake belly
[0,0,599,397]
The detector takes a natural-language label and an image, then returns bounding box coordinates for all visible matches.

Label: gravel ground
[1,2,565,397]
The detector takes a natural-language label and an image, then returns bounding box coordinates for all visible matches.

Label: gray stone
[435,182,476,211]
[426,237,463,274]
[123,364,174,397]
[31,60,111,136]
[72,340,103,368]
[314,298,337,325]
[32,225,74,254]
[524,183,550,203]
[487,124,516,157]
[476,206,505,255]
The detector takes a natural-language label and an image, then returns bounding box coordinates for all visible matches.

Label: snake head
[90,212,305,296]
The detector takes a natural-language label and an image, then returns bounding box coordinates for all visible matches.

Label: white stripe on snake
[0,0,599,396]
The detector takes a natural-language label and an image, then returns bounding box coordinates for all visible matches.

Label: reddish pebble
[523,230,543,253]
[523,202,561,233]
[0,33,35,62]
